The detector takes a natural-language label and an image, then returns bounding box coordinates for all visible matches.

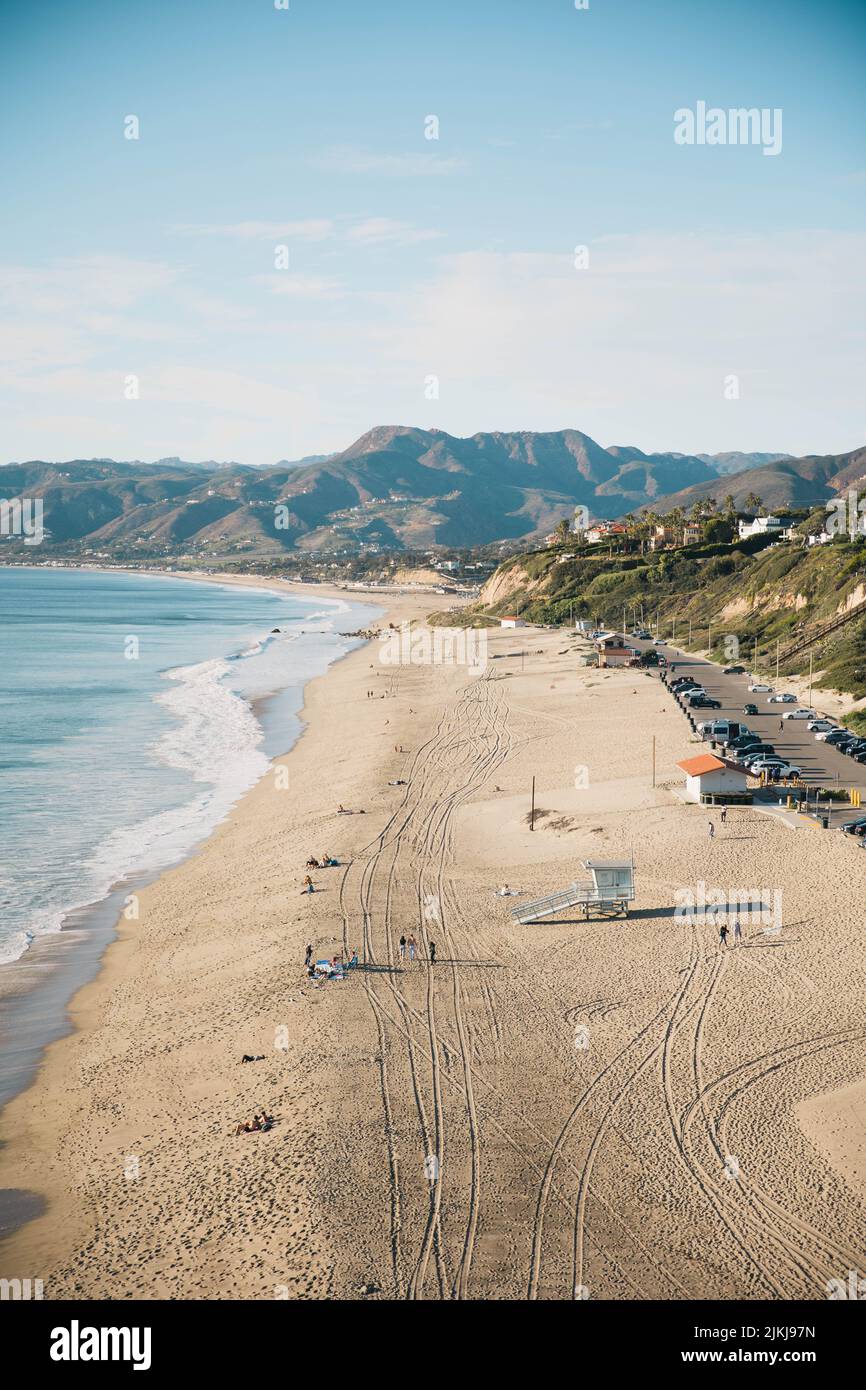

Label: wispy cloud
[173,219,336,242]
[310,145,469,177]
[345,218,444,246]
[171,215,442,247]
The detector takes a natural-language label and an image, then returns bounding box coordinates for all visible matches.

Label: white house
[500,616,526,628]
[737,515,785,541]
[677,753,750,804]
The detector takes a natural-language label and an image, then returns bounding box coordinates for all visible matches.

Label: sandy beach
[1,589,865,1301]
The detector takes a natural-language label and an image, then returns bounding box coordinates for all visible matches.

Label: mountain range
[0,428,861,556]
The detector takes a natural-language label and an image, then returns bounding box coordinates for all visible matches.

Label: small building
[586,521,628,545]
[682,523,702,545]
[500,615,525,628]
[677,753,750,805]
[597,643,639,668]
[738,514,785,541]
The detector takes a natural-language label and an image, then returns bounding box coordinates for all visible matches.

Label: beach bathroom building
[595,632,640,668]
[677,753,750,805]
[500,615,526,628]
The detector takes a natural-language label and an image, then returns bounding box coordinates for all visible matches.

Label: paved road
[625,637,866,826]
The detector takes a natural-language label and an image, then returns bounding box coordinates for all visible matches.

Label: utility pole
[708,621,712,658]
[672,617,677,643]
[776,638,780,681]
[809,650,813,704]
[688,618,692,647]
[753,637,758,673]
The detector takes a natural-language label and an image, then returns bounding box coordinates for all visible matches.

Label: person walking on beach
[733,918,742,945]
[399,934,407,961]
[720,806,727,825]
[719,923,729,948]
[407,934,416,962]
[304,943,313,968]
[708,821,715,839]
[779,719,784,733]
[429,940,437,965]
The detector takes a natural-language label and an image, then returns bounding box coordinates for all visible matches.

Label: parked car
[807,720,836,733]
[742,703,759,715]
[723,664,746,674]
[747,758,801,777]
[689,696,721,709]
[840,819,866,836]
[781,709,817,720]
[852,750,866,764]
[748,682,773,692]
[652,637,666,645]
[768,693,797,704]
[672,677,701,689]
[817,729,849,743]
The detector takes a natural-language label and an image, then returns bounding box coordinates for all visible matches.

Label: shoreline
[0,573,387,1159]
[0,574,444,1280]
[2,594,865,1299]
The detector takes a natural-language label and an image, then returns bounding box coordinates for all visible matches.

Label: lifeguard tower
[510,858,635,925]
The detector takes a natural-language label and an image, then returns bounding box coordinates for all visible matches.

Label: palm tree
[744,492,763,515]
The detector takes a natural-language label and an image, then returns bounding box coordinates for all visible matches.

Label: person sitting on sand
[306,856,320,868]
[301,879,315,895]
[347,949,359,969]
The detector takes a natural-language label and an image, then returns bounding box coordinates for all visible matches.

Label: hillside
[466,525,866,718]
[3,431,859,561]
[646,446,866,516]
[0,428,758,561]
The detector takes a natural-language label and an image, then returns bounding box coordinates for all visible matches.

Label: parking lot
[626,637,866,827]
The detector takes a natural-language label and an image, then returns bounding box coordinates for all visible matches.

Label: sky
[1,0,864,466]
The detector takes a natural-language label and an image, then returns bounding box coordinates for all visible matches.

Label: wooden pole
[776,639,780,681]
[809,650,813,704]
[530,776,536,831]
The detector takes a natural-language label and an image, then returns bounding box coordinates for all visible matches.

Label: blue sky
[1,0,864,464]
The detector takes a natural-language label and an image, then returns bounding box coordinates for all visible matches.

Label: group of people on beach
[399,934,436,964]
[718,919,743,948]
[304,943,359,976]
[235,1111,274,1136]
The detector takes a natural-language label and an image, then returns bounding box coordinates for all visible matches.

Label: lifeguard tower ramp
[511,859,634,924]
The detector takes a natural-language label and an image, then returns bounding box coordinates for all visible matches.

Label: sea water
[0,567,379,965]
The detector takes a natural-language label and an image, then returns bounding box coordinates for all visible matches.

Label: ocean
[0,567,380,968]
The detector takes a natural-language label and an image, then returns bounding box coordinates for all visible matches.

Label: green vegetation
[464,520,866,709]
